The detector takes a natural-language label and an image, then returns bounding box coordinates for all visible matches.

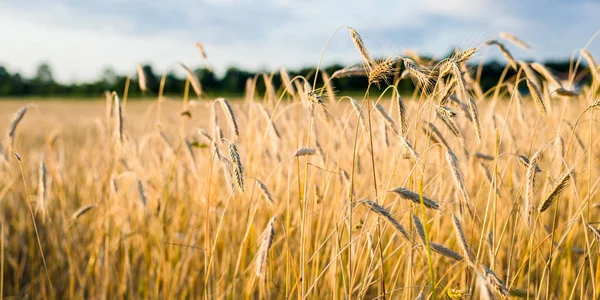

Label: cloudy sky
[0,0,598,83]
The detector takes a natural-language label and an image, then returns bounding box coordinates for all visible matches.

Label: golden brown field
[1,30,600,299]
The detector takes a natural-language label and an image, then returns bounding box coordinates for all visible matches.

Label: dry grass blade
[359,199,411,241]
[71,204,97,220]
[255,216,276,277]
[179,63,204,98]
[539,168,575,212]
[388,187,440,209]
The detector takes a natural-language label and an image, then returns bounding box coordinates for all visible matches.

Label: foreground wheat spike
[179,63,204,98]
[112,92,124,143]
[516,154,542,173]
[538,168,575,212]
[37,154,47,217]
[485,40,517,70]
[499,31,531,49]
[479,264,510,299]
[137,179,147,206]
[524,149,542,225]
[530,62,562,88]
[412,215,463,261]
[348,27,374,70]
[359,199,411,241]
[256,179,275,206]
[255,216,276,277]
[587,224,600,242]
[216,98,239,141]
[555,88,578,97]
[388,187,439,210]
[228,141,244,192]
[71,204,97,220]
[294,148,316,157]
[451,214,476,266]
[136,64,147,92]
[7,104,31,149]
[368,57,398,86]
[195,42,207,59]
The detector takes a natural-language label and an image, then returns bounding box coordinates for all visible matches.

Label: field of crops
[1,29,600,299]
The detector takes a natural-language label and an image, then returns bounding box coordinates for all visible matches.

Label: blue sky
[0,0,598,83]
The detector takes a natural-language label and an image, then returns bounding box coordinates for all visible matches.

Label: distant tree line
[0,59,590,99]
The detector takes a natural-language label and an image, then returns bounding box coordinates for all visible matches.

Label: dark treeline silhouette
[0,59,589,98]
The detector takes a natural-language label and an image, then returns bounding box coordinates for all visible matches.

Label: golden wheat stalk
[179,63,204,98]
[451,214,476,266]
[387,187,440,209]
[359,199,411,241]
[256,179,275,206]
[445,148,474,216]
[7,104,31,149]
[228,141,244,192]
[530,62,562,88]
[71,204,97,220]
[485,40,517,70]
[499,32,530,49]
[216,98,239,141]
[412,215,463,261]
[525,79,547,115]
[255,216,276,277]
[136,64,147,92]
[538,168,575,212]
[348,27,374,69]
[195,42,208,59]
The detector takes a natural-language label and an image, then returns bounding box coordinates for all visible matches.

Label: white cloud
[0,0,598,83]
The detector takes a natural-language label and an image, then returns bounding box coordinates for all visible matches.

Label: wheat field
[1,29,600,299]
